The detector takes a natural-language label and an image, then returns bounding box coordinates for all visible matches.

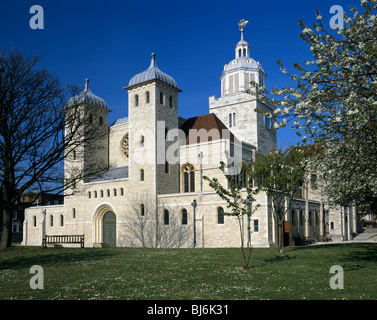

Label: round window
[264,115,272,130]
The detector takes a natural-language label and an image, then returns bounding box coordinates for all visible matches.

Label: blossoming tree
[255,0,377,212]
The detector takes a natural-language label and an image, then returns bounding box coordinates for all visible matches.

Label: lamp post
[191,199,197,248]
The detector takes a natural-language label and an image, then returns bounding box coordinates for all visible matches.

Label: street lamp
[191,199,197,248]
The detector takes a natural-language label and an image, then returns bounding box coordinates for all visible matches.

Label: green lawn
[0,243,376,300]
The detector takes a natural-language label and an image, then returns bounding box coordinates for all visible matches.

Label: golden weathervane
[238,19,249,32]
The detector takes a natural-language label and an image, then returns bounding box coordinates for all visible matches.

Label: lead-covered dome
[128,53,178,88]
[66,79,108,109]
[223,56,261,73]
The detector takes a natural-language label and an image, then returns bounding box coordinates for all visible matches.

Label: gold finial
[238,19,249,32]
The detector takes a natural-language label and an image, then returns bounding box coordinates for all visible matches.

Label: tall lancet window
[182,164,195,193]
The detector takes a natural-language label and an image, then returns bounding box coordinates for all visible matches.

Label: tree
[204,161,259,269]
[252,147,307,253]
[255,0,377,212]
[0,50,102,248]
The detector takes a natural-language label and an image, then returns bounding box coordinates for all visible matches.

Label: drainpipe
[191,199,197,248]
[198,152,203,192]
[41,209,46,247]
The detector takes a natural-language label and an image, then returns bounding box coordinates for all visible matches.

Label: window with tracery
[121,133,129,158]
[182,164,195,193]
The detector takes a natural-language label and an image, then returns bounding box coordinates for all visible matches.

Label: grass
[0,243,376,300]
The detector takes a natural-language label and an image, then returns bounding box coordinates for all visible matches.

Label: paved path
[351,231,377,243]
[314,230,377,245]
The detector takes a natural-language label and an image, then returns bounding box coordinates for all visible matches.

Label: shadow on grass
[293,243,377,265]
[0,248,115,270]
[342,244,377,266]
[260,253,298,264]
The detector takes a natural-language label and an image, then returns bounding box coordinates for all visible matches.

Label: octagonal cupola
[128,53,178,89]
[220,20,266,97]
[66,79,108,109]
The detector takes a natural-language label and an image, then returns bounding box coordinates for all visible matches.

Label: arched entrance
[103,211,116,247]
[93,203,117,247]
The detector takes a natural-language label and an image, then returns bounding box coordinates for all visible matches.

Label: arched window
[89,113,93,124]
[160,92,164,104]
[60,214,64,227]
[190,171,195,192]
[140,169,144,181]
[50,215,53,227]
[233,112,236,126]
[33,215,37,227]
[100,190,104,198]
[73,208,76,219]
[88,191,91,199]
[140,135,144,147]
[120,188,124,196]
[165,161,170,174]
[182,164,195,192]
[114,188,117,196]
[146,91,150,104]
[311,174,318,189]
[94,191,97,198]
[99,116,103,126]
[169,96,173,108]
[140,204,145,216]
[181,209,188,225]
[107,189,110,197]
[217,207,224,224]
[243,48,246,57]
[164,209,169,225]
[238,49,242,57]
[229,113,232,127]
[135,94,139,107]
[73,150,77,160]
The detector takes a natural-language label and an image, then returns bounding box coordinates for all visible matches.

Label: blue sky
[1,0,360,148]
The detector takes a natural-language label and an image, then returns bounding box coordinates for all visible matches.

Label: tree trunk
[278,223,283,253]
[1,207,12,249]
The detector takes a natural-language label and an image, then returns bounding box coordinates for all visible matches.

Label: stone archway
[93,203,117,247]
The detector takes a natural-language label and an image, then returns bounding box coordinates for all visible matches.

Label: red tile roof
[180,113,240,145]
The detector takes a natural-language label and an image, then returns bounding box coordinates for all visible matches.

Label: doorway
[103,211,116,247]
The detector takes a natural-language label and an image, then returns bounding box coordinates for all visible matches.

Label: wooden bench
[43,235,84,248]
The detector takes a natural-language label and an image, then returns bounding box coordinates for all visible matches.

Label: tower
[125,53,182,196]
[64,79,110,192]
[209,20,277,154]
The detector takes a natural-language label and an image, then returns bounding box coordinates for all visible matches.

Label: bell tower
[64,79,110,193]
[125,53,182,195]
[209,19,277,154]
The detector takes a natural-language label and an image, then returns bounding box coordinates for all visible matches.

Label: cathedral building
[22,26,359,248]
